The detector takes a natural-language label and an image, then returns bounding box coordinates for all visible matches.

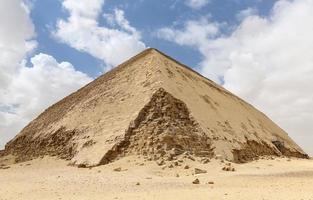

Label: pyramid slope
[152,49,308,161]
[2,48,308,167]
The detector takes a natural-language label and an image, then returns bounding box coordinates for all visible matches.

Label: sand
[0,156,312,200]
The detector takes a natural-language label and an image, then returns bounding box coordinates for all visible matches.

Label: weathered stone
[77,164,87,168]
[222,165,235,172]
[113,167,122,172]
[192,178,200,184]
[187,156,195,161]
[201,158,210,164]
[184,165,190,169]
[157,160,165,166]
[0,166,10,170]
[194,168,207,174]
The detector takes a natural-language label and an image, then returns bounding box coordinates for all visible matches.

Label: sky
[0,0,312,156]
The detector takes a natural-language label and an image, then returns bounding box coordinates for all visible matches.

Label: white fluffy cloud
[236,7,258,21]
[0,54,92,149]
[0,0,92,149]
[157,0,313,155]
[0,0,36,89]
[185,0,210,9]
[157,17,219,48]
[54,0,146,70]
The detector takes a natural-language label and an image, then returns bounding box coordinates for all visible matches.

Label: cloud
[236,7,258,21]
[0,0,36,89]
[0,0,92,149]
[157,0,313,156]
[54,0,146,70]
[0,54,92,149]
[156,17,222,78]
[184,0,210,9]
[156,17,220,52]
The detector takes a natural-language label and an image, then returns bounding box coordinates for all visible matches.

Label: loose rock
[222,165,235,172]
[192,178,200,184]
[113,167,122,172]
[201,158,210,164]
[187,156,195,161]
[157,160,165,166]
[194,168,207,174]
[0,166,10,170]
[184,165,190,169]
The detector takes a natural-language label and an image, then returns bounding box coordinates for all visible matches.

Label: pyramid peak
[116,47,215,85]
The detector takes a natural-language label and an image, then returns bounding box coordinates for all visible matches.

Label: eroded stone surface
[232,140,308,163]
[100,88,214,164]
[5,126,79,163]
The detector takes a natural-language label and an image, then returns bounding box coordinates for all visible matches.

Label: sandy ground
[0,156,313,200]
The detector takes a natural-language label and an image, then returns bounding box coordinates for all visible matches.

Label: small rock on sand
[77,164,87,168]
[192,178,200,184]
[187,156,195,161]
[0,166,10,170]
[222,165,235,172]
[194,168,207,174]
[201,158,210,164]
[157,160,165,166]
[113,167,122,172]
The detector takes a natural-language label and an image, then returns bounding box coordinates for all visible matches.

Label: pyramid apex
[138,47,167,56]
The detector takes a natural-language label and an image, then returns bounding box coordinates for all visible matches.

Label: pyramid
[2,48,308,167]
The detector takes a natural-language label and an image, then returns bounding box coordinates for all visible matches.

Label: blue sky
[1,0,313,156]
[30,0,275,77]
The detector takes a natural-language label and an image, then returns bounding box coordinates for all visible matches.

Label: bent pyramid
[2,48,308,167]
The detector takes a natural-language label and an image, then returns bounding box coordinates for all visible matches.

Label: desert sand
[0,156,313,200]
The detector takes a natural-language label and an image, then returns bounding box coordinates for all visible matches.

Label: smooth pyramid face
[1,48,308,167]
